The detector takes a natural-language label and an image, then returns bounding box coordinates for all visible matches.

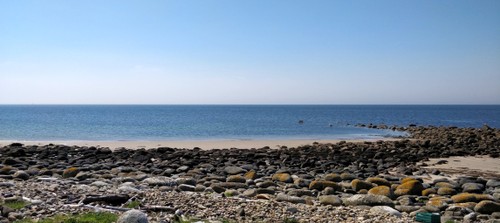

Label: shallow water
[0,105,498,141]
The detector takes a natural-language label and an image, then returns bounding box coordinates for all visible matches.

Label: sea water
[0,105,498,141]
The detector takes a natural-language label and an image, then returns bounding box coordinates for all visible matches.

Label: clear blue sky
[1,0,499,104]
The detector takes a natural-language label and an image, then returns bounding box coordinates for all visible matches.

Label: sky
[0,0,499,104]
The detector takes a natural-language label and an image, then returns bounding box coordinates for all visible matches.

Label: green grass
[283,217,299,223]
[13,212,118,223]
[4,200,29,210]
[124,200,141,209]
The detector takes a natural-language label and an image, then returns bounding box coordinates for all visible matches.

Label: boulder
[486,179,500,188]
[226,175,246,183]
[272,173,293,183]
[474,200,500,214]
[395,180,424,196]
[366,177,391,187]
[451,193,495,203]
[462,183,484,193]
[276,193,306,204]
[368,186,394,198]
[142,177,177,187]
[340,172,356,181]
[224,166,245,175]
[117,210,148,223]
[422,188,437,196]
[342,194,394,207]
[351,179,374,191]
[437,187,457,196]
[244,170,257,180]
[62,167,80,178]
[309,180,342,191]
[324,173,342,182]
[175,178,196,186]
[319,195,342,206]
[370,206,402,217]
[12,171,29,180]
[178,184,195,192]
[435,182,457,189]
[426,196,451,211]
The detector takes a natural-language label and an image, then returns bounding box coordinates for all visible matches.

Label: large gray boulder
[342,194,394,207]
[118,210,148,223]
[276,193,306,204]
[370,206,402,217]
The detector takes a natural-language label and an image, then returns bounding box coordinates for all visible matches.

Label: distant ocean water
[0,105,498,141]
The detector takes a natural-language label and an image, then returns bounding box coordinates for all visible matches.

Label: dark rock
[475,200,500,214]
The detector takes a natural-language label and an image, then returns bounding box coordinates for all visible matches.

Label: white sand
[420,156,500,180]
[0,138,390,150]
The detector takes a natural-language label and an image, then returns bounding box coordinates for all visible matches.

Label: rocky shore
[0,125,499,222]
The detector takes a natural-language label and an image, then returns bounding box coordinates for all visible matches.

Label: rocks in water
[342,194,394,207]
[118,210,148,223]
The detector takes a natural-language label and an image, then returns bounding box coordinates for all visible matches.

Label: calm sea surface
[0,105,498,141]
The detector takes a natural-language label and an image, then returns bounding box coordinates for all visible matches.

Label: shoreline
[0,138,398,150]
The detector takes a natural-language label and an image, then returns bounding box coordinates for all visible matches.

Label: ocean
[0,105,498,141]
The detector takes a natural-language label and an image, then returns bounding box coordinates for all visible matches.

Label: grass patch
[283,217,299,223]
[124,200,141,209]
[4,200,29,210]
[13,212,118,223]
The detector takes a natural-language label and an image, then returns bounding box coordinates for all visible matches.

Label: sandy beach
[0,138,386,150]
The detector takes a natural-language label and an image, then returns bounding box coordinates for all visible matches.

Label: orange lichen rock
[244,170,257,180]
[351,179,374,191]
[368,185,394,198]
[422,188,437,196]
[366,177,391,187]
[62,167,80,178]
[437,187,457,196]
[451,193,495,203]
[395,179,424,196]
[272,173,293,183]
